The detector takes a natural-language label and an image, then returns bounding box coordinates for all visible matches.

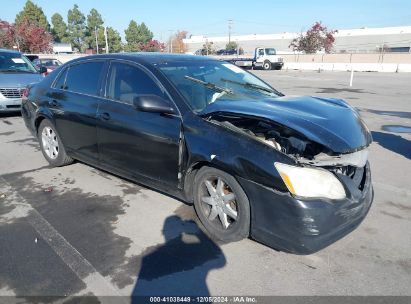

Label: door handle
[49,100,58,107]
[99,112,111,121]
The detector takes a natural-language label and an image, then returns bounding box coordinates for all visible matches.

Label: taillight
[22,87,30,100]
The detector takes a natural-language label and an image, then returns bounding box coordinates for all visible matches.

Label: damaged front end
[203,112,373,253]
[206,112,370,171]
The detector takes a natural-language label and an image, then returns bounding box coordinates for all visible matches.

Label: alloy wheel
[41,127,59,160]
[200,177,238,229]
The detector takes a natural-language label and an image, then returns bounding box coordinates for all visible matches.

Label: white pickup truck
[224,47,284,70]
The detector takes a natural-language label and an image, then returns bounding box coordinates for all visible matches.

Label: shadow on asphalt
[0,112,21,118]
[131,215,226,299]
[372,131,411,160]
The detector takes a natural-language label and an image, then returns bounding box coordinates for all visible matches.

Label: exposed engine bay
[208,113,369,169]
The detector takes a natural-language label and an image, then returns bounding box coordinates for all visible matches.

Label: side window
[258,49,264,56]
[54,68,68,90]
[65,61,104,95]
[107,62,165,105]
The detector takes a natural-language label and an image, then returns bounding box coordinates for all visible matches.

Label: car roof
[71,52,216,66]
[0,48,21,55]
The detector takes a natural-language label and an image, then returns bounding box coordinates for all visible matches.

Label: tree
[124,20,153,52]
[85,8,104,49]
[225,41,238,50]
[141,40,166,52]
[0,20,15,49]
[289,22,337,54]
[15,0,49,31]
[201,41,215,55]
[0,18,52,53]
[170,31,188,53]
[97,26,123,53]
[51,13,69,43]
[67,4,86,52]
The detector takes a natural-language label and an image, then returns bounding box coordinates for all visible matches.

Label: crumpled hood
[0,73,43,88]
[200,95,372,154]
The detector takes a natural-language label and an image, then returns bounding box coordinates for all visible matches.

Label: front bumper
[238,163,373,254]
[0,97,22,112]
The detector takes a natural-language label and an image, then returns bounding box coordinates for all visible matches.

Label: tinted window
[107,62,164,104]
[54,68,67,90]
[65,61,104,95]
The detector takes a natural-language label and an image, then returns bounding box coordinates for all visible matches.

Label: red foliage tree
[0,20,16,49]
[290,22,337,54]
[141,39,166,52]
[0,18,52,53]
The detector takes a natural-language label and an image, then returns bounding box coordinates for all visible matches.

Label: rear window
[65,61,104,95]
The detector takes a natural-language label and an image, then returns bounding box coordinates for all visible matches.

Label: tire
[263,60,272,70]
[274,65,283,70]
[38,119,73,167]
[193,167,250,242]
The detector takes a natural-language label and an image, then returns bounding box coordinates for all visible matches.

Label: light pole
[95,26,99,54]
[168,30,174,53]
[228,19,233,43]
[104,26,109,54]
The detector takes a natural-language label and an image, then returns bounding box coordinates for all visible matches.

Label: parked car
[0,49,45,113]
[33,58,62,75]
[22,53,373,254]
[216,49,238,55]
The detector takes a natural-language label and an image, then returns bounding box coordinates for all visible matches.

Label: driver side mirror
[133,95,175,114]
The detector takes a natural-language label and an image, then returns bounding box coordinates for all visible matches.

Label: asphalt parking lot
[0,70,410,300]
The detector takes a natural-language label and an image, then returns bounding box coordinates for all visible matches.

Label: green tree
[67,4,86,52]
[124,20,153,52]
[15,0,49,31]
[225,41,238,50]
[85,8,104,49]
[97,27,123,53]
[51,13,69,43]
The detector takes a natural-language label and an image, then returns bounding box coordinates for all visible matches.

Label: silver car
[0,49,44,113]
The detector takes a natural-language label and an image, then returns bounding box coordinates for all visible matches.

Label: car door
[96,60,181,187]
[48,60,106,162]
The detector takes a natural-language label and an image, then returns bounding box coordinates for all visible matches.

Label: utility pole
[228,19,233,43]
[104,26,109,54]
[168,30,173,53]
[95,26,99,54]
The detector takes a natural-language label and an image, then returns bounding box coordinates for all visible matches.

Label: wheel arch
[34,110,54,134]
[183,160,248,205]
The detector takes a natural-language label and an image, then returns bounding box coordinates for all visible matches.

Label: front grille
[0,88,23,99]
[330,165,366,191]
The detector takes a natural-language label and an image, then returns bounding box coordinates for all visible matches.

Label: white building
[53,43,73,54]
[183,26,411,54]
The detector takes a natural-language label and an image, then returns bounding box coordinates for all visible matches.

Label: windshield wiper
[184,76,233,94]
[221,78,282,95]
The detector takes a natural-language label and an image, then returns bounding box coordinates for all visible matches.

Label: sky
[1,0,411,41]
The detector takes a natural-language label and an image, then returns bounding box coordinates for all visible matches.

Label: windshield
[157,60,281,112]
[41,59,62,67]
[0,52,38,73]
[265,48,276,55]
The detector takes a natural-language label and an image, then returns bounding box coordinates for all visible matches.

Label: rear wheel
[38,119,73,167]
[193,167,250,242]
[263,60,272,70]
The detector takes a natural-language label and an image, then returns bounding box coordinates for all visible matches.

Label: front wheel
[263,60,272,70]
[38,119,73,167]
[193,167,250,242]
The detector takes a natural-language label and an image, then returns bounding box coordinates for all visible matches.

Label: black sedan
[22,53,373,254]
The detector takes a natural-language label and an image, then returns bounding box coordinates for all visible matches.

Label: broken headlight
[274,162,346,200]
